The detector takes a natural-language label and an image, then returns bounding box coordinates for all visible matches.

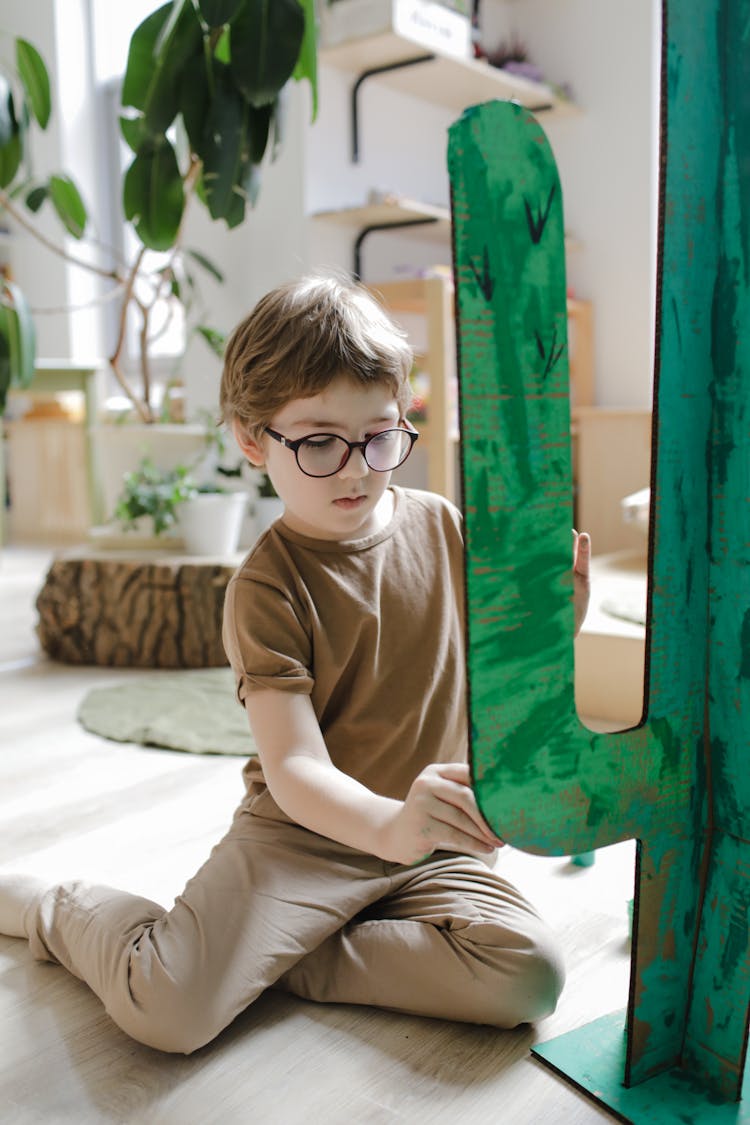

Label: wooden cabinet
[368,275,457,502]
[4,417,91,543]
[369,278,595,509]
[1,363,101,545]
[574,407,652,555]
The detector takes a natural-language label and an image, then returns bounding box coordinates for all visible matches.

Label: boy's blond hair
[221,273,413,439]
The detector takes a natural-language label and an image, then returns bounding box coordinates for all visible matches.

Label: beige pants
[27,790,565,1054]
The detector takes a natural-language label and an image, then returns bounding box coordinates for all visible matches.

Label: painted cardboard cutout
[448,1,749,1118]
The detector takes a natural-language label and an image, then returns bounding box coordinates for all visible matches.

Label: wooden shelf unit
[367,276,457,503]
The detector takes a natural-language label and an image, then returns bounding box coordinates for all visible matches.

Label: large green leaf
[0,331,10,415]
[48,174,87,238]
[0,279,36,413]
[122,1,202,135]
[247,102,272,164]
[15,38,51,129]
[178,54,210,156]
[124,138,184,251]
[213,24,231,63]
[292,0,318,120]
[199,68,248,223]
[223,157,261,228]
[0,77,16,147]
[0,131,21,189]
[229,0,304,106]
[119,114,150,154]
[198,0,243,26]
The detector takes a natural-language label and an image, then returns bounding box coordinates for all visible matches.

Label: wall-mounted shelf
[311,195,580,278]
[312,198,450,277]
[321,30,576,161]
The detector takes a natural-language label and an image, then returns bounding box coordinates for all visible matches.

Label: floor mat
[77,668,254,756]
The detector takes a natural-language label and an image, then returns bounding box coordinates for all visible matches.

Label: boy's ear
[232,419,266,467]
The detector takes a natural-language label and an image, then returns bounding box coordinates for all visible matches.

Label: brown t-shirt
[222,486,467,812]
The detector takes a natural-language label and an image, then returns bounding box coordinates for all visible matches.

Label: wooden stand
[36,550,240,668]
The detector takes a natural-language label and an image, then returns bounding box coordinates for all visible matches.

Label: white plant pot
[177,492,249,556]
[92,423,212,524]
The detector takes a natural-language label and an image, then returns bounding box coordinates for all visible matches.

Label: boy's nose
[337,447,369,478]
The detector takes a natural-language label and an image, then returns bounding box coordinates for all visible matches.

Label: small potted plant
[114,458,196,539]
[177,481,249,556]
[114,454,248,555]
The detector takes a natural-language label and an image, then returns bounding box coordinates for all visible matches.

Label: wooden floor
[0,547,635,1124]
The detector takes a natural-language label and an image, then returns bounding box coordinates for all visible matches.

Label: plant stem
[21,283,128,317]
[139,301,152,415]
[109,244,152,422]
[0,189,123,285]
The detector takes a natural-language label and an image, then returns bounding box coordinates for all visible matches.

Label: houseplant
[115,452,249,554]
[114,457,197,537]
[0,0,318,420]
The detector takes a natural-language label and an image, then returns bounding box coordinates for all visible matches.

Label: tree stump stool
[36,550,241,668]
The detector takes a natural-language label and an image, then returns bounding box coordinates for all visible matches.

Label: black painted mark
[534,326,564,378]
[524,184,557,244]
[469,245,494,301]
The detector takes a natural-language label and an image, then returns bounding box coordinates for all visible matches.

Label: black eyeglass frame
[264,424,419,478]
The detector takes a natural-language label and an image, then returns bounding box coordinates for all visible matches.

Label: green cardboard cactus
[448,0,749,1117]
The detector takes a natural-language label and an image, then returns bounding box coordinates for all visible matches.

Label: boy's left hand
[573,529,591,637]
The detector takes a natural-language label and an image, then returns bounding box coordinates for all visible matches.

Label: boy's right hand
[378,762,504,866]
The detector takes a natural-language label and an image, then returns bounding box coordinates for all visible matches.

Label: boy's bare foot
[0,874,48,938]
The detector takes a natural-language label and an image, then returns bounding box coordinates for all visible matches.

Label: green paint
[536,1010,750,1123]
[449,0,749,1113]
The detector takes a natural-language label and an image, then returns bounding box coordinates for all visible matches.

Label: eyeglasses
[264,425,419,478]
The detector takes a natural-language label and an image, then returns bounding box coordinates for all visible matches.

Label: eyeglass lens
[297,430,412,477]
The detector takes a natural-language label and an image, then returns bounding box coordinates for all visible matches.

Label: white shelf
[314,197,581,249]
[320,31,575,118]
[311,196,581,278]
[312,197,451,231]
[311,198,451,277]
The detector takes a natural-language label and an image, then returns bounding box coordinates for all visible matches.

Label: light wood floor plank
[1,547,628,1123]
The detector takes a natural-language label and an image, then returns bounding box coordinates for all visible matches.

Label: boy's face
[235,374,402,541]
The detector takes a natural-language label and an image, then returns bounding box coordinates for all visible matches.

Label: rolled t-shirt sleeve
[223,573,314,702]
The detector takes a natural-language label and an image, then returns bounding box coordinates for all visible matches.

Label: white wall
[305,62,457,278]
[305,0,659,410]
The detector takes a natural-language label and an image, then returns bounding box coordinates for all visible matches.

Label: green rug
[77,668,255,757]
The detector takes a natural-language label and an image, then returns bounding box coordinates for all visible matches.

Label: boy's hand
[573,529,591,637]
[378,762,504,866]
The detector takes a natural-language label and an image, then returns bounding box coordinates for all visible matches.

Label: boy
[0,273,589,1053]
